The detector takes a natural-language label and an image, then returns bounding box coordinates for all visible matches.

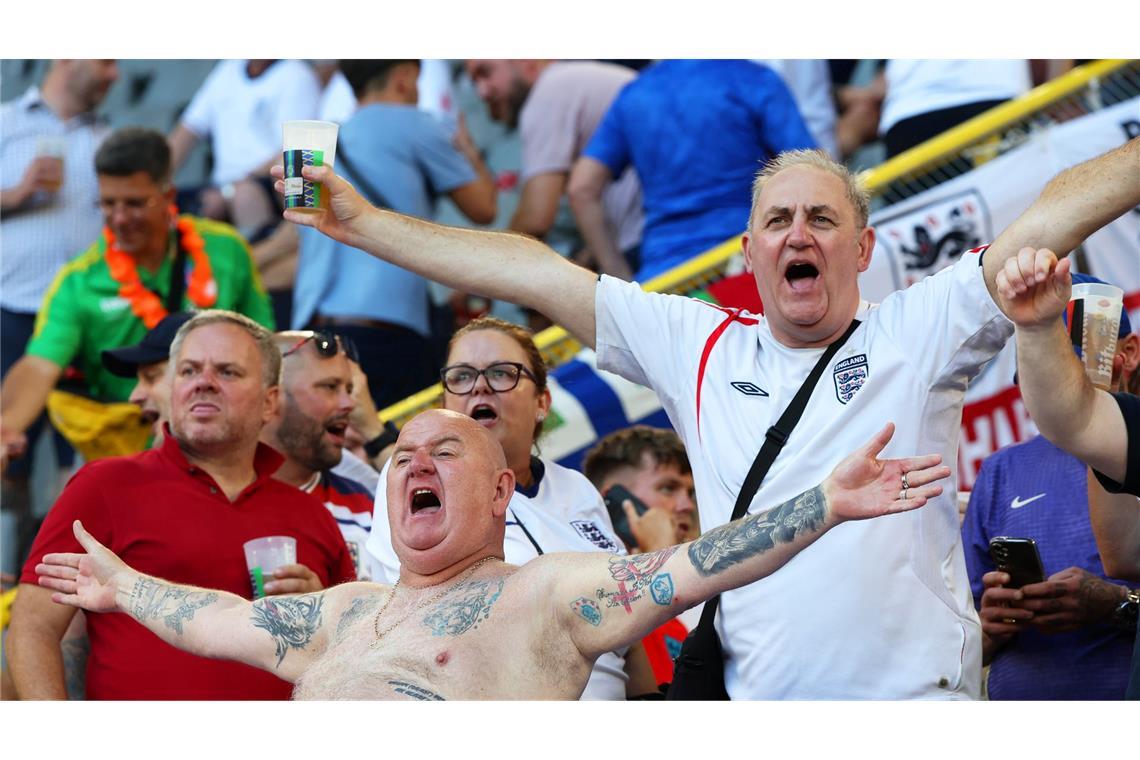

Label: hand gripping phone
[988,536,1046,588]
[603,484,649,550]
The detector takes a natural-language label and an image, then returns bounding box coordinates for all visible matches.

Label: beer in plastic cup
[242,536,297,598]
[1069,282,1123,391]
[282,120,338,212]
[35,136,66,192]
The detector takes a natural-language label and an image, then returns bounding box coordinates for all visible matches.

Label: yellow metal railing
[379,59,1137,427]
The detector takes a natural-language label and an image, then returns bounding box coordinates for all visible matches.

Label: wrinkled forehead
[758,166,854,217]
[399,409,505,465]
[176,323,261,369]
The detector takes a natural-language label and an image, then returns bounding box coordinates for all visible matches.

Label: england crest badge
[571,520,620,552]
[833,354,869,404]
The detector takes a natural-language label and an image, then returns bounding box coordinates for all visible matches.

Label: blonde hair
[169,310,281,388]
[748,149,870,231]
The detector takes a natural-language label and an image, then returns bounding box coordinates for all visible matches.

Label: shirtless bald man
[35,409,948,700]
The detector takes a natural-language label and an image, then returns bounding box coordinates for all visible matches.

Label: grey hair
[748,149,871,231]
[168,310,281,388]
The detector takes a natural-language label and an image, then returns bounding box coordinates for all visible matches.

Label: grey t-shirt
[519,61,644,254]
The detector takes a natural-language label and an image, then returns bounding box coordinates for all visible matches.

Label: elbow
[469,196,497,226]
[566,175,602,215]
[1100,555,1140,584]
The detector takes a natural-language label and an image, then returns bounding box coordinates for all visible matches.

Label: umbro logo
[731,381,769,397]
[1010,493,1046,509]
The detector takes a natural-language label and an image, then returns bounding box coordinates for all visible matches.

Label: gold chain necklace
[370,556,498,648]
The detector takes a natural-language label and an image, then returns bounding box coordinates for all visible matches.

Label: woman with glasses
[366,316,656,699]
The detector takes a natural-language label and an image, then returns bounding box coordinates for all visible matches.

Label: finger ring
[1002,618,1017,624]
[901,472,911,490]
[899,489,906,501]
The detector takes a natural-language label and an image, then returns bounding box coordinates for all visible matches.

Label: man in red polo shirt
[7,310,355,699]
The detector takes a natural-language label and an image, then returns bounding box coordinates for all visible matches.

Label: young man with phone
[584,426,700,686]
[961,273,1140,699]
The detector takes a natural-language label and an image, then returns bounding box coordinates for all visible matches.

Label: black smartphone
[603,484,649,550]
[988,536,1046,589]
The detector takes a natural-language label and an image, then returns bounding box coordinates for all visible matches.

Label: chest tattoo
[421,579,505,637]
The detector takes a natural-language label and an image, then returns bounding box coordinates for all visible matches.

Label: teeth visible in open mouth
[411,488,442,513]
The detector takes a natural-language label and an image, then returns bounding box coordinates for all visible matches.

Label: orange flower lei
[104,206,218,329]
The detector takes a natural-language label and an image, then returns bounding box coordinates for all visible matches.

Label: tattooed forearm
[608,546,679,584]
[422,579,504,636]
[61,635,89,700]
[128,577,219,634]
[335,596,374,641]
[251,594,325,667]
[388,679,445,700]
[687,484,827,576]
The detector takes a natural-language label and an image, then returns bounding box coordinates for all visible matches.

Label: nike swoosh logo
[1010,493,1046,509]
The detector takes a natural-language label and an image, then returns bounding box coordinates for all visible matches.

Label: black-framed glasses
[440,362,537,395]
[282,329,359,364]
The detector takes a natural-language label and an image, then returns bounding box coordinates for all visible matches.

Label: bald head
[397,409,507,471]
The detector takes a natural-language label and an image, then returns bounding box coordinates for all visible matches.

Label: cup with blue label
[282,120,338,213]
[243,536,296,598]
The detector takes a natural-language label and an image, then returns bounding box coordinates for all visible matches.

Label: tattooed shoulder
[251,593,325,667]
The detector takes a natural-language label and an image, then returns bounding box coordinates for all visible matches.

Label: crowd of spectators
[2,58,1136,702]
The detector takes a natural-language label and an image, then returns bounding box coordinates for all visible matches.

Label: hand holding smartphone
[988,536,1046,589]
[603,484,649,550]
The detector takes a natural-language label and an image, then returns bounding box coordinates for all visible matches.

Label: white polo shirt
[596,249,1012,699]
[367,456,630,700]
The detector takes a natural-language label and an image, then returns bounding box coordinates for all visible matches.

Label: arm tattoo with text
[687,485,826,576]
[422,579,504,636]
[334,596,375,641]
[128,577,218,635]
[251,594,325,667]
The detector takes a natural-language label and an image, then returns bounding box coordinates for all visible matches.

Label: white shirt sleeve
[179,60,229,138]
[595,274,740,405]
[872,249,1014,387]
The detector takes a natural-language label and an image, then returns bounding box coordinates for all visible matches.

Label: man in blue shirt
[293,60,496,409]
[963,274,1139,699]
[568,60,815,281]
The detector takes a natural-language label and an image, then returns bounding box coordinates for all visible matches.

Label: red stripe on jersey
[695,307,758,441]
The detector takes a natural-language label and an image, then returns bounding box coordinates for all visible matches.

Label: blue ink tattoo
[571,597,603,626]
[649,573,674,606]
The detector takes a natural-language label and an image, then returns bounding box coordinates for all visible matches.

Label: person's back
[585,59,815,278]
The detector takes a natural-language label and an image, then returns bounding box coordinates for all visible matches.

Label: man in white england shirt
[273,138,1140,698]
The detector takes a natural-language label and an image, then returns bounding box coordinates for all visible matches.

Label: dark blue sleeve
[1093,391,1140,496]
[962,455,1003,609]
[747,63,817,155]
[582,91,632,176]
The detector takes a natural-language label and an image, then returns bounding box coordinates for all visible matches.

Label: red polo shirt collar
[156,423,284,502]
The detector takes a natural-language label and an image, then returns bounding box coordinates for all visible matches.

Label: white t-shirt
[880,60,1031,134]
[596,249,1013,699]
[367,456,631,700]
[181,59,322,185]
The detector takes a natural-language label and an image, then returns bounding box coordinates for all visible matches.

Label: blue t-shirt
[962,435,1134,699]
[583,60,815,280]
[293,103,477,333]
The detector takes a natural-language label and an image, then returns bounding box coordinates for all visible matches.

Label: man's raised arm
[271,164,600,348]
[544,423,950,660]
[35,520,355,682]
[981,136,1140,300]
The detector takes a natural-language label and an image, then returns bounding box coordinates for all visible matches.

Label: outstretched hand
[36,520,133,614]
[270,164,372,247]
[822,423,949,524]
[995,246,1072,328]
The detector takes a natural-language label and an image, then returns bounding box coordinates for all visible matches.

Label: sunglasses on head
[282,329,359,363]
